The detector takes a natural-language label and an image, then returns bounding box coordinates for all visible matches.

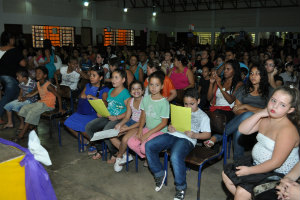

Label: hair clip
[120,60,125,63]
[289,85,294,89]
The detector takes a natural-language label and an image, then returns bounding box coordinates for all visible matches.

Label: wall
[0,0,299,45]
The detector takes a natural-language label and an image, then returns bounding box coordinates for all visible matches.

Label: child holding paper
[145,88,211,200]
[127,71,170,161]
[64,66,109,149]
[85,69,131,162]
[112,80,144,172]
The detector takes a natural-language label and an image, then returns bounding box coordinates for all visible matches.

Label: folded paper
[91,129,120,141]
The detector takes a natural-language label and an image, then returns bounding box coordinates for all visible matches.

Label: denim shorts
[125,119,137,127]
[4,99,32,112]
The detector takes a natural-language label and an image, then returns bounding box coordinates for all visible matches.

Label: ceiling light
[123,8,128,12]
[152,11,157,16]
[83,1,89,7]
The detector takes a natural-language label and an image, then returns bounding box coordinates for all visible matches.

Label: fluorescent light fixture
[83,1,89,6]
[123,8,128,12]
[152,11,157,16]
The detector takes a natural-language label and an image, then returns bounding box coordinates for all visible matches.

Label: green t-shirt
[141,95,170,133]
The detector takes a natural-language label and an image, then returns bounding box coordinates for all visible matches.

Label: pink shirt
[130,97,142,122]
[169,67,189,90]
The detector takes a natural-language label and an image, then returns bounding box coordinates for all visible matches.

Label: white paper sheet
[90,129,120,141]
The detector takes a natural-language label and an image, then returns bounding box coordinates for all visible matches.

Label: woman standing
[0,31,26,125]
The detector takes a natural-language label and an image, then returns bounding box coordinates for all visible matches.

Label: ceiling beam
[129,0,136,8]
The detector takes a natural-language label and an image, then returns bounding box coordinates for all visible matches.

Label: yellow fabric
[0,155,26,200]
[170,104,191,133]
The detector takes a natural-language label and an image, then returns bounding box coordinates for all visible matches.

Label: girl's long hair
[245,65,270,99]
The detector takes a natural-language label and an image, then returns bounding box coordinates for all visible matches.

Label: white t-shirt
[60,66,80,90]
[170,108,211,146]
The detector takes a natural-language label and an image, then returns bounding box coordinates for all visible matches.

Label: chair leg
[164,152,168,186]
[81,134,84,152]
[77,132,81,152]
[227,135,231,159]
[58,121,62,147]
[224,138,228,166]
[104,142,108,161]
[101,141,106,161]
[126,147,129,172]
[197,165,203,200]
[135,154,138,172]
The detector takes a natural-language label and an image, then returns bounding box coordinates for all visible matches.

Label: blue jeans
[4,99,31,112]
[145,134,194,190]
[221,111,254,160]
[0,76,19,117]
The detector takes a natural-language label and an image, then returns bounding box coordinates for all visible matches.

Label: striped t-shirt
[20,77,38,102]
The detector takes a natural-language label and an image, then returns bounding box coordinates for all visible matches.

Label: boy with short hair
[2,69,38,130]
[145,88,211,200]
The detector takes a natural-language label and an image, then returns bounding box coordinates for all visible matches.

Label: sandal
[10,136,25,143]
[88,146,97,156]
[92,152,102,160]
[204,140,215,148]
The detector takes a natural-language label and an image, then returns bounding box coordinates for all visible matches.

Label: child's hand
[139,134,149,143]
[184,131,194,138]
[108,115,118,121]
[259,108,269,118]
[59,109,66,115]
[97,113,102,118]
[136,130,143,139]
[168,125,176,133]
[87,95,97,100]
[235,166,251,176]
[115,123,121,130]
[120,125,129,133]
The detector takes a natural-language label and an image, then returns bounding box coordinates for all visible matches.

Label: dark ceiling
[120,0,299,13]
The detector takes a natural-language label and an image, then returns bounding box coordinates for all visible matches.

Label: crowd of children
[1,31,300,200]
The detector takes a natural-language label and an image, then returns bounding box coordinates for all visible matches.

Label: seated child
[145,88,211,200]
[85,69,131,163]
[144,59,177,102]
[127,71,170,160]
[54,56,89,92]
[2,69,38,130]
[111,80,144,172]
[64,66,109,142]
[222,86,300,200]
[13,66,65,142]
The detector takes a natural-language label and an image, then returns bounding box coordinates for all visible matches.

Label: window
[32,25,74,48]
[104,28,134,46]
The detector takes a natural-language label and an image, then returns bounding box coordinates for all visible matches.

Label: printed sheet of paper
[88,99,110,117]
[170,104,191,133]
[90,129,120,141]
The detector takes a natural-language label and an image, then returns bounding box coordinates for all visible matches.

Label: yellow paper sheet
[88,99,110,117]
[170,104,191,133]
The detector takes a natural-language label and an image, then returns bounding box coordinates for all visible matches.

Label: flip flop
[0,125,14,130]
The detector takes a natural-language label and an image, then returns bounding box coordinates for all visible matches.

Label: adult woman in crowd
[0,31,26,125]
[207,59,243,121]
[205,65,273,161]
[169,54,194,105]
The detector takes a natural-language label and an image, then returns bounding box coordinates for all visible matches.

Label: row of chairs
[41,88,229,200]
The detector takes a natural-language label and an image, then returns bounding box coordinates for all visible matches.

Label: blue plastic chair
[164,111,227,200]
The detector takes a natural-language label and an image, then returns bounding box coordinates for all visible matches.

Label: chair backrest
[205,111,227,134]
[57,85,74,113]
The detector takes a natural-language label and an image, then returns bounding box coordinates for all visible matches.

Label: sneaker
[174,189,185,200]
[118,154,133,165]
[114,157,123,172]
[154,171,166,192]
